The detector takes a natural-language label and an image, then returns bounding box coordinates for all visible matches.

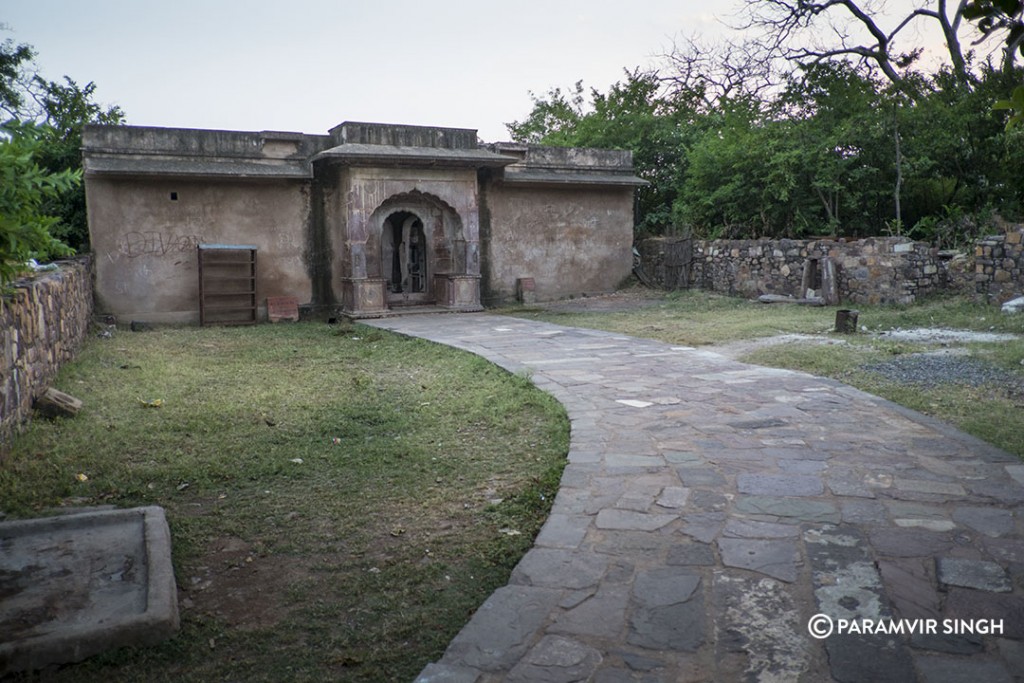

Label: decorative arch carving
[366,190,466,280]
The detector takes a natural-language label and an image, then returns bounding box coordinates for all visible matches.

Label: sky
[3,0,743,141]
[3,1,977,142]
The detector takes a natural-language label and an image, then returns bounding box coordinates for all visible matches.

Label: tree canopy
[0,33,124,281]
[508,0,1024,243]
[0,120,78,285]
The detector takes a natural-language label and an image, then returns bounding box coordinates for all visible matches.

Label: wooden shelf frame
[198,243,258,326]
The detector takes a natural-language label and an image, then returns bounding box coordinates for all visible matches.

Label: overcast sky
[4,0,965,142]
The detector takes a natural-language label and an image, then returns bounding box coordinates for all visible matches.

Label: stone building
[82,121,644,322]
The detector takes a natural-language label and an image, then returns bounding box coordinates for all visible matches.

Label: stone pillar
[341,278,388,317]
[434,274,483,311]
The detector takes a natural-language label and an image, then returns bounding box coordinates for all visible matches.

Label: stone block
[266,296,299,323]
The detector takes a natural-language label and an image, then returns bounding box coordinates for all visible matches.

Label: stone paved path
[366,314,1024,683]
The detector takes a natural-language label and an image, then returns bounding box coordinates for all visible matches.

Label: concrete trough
[0,506,179,675]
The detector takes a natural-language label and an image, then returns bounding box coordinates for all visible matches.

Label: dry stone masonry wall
[975,227,1024,304]
[691,237,944,305]
[639,224,1024,306]
[1,258,93,455]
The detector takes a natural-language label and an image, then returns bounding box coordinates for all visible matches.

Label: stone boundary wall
[690,237,943,305]
[974,226,1024,304]
[639,227,1024,306]
[1,257,94,455]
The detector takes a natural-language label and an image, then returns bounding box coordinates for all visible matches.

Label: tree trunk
[893,106,903,234]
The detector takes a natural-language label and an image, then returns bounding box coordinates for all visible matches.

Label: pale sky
[3,1,979,142]
[3,0,741,141]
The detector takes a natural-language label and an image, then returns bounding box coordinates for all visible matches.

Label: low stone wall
[689,237,944,305]
[974,226,1024,304]
[639,228,1024,305]
[1,257,94,455]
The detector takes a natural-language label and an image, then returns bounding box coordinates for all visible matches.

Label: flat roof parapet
[329,122,479,149]
[488,143,646,187]
[489,143,634,170]
[82,125,325,159]
[81,125,331,179]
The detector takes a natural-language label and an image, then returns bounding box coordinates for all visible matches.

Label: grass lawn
[505,291,1024,458]
[5,290,1023,680]
[1,322,568,682]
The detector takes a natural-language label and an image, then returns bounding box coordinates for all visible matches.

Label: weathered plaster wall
[1,258,93,455]
[483,184,634,304]
[84,123,644,319]
[87,177,312,322]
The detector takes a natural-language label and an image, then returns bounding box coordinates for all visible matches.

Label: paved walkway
[367,314,1024,683]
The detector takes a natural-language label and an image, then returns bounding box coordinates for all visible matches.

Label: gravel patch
[864,354,1024,392]
[877,328,1019,344]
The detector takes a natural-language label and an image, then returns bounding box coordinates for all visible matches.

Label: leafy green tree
[31,76,124,250]
[0,120,79,285]
[0,38,35,117]
[0,32,124,252]
[964,0,1024,127]
[508,70,702,235]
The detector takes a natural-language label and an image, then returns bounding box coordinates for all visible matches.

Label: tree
[658,35,780,111]
[507,70,700,235]
[0,30,125,251]
[964,0,1024,126]
[0,38,35,117]
[31,76,124,250]
[743,0,1017,88]
[505,82,585,145]
[0,120,79,285]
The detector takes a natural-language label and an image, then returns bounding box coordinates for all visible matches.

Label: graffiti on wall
[118,231,205,258]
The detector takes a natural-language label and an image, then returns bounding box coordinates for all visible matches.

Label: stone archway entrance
[382,211,429,305]
[337,187,483,318]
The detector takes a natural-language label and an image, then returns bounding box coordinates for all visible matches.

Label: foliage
[0,33,124,252]
[506,0,1024,241]
[508,70,701,235]
[509,45,1023,241]
[0,38,35,117]
[30,76,125,250]
[0,119,78,285]
[995,84,1024,127]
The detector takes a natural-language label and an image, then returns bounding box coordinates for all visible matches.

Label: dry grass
[1,321,568,682]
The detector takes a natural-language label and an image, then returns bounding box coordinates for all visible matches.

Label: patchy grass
[501,290,836,346]
[502,291,1024,345]
[507,291,1024,458]
[743,337,1024,459]
[1,322,568,682]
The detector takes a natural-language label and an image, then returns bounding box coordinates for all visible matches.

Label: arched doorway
[381,211,429,305]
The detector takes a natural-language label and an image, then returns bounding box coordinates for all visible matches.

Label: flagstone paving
[366,314,1024,683]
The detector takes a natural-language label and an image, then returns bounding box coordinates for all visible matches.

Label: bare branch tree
[741,0,1009,87]
[658,34,783,109]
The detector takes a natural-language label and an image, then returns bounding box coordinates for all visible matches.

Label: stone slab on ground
[0,506,179,676]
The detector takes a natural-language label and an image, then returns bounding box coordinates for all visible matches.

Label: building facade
[83,121,643,322]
